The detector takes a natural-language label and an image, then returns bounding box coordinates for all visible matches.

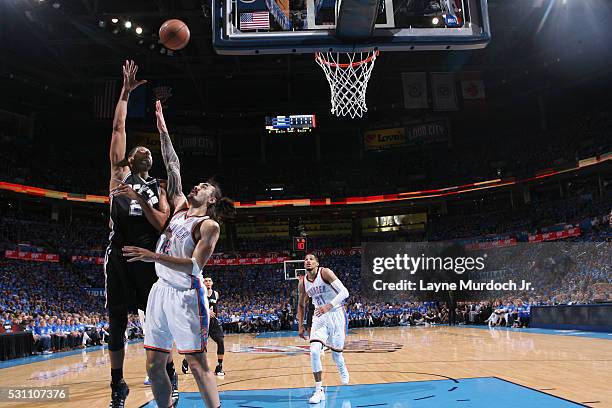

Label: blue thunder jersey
[109,172,161,249]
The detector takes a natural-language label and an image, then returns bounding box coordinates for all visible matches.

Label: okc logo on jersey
[307,285,328,297]
[174,226,191,243]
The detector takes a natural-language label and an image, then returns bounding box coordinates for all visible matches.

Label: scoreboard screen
[265,114,316,133]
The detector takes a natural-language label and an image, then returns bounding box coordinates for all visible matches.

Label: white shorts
[144,280,209,354]
[309,307,348,352]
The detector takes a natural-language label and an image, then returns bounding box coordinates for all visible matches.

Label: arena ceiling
[1,0,611,116]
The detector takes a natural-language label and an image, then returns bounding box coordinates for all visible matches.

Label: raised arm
[156,100,187,211]
[109,60,147,192]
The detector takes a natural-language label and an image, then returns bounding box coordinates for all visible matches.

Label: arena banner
[85,288,105,297]
[404,121,450,147]
[465,238,517,251]
[528,228,581,242]
[71,255,105,265]
[4,250,59,262]
[207,256,289,266]
[363,128,406,151]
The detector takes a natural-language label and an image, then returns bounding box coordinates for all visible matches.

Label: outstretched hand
[122,60,147,92]
[155,100,168,134]
[122,246,157,263]
[110,180,140,200]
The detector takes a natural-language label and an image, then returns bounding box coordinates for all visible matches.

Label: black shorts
[209,318,224,342]
[104,244,158,313]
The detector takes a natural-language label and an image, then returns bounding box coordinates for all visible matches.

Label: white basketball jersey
[155,210,209,289]
[304,267,342,311]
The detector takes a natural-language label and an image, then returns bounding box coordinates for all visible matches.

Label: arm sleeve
[330,279,349,307]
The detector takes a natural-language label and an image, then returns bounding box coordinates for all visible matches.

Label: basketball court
[1,326,610,407]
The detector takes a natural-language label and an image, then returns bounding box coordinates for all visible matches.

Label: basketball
[159,19,190,50]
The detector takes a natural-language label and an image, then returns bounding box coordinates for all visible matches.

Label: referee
[182,277,226,376]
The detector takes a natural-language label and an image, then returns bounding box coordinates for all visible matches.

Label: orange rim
[315,50,380,68]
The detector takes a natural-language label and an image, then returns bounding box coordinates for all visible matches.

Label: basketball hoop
[315,49,379,119]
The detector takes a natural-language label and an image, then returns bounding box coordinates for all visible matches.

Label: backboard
[284,259,306,280]
[212,0,491,55]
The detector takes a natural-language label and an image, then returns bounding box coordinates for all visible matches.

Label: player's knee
[107,310,128,351]
[332,351,345,365]
[310,342,323,372]
[216,340,225,355]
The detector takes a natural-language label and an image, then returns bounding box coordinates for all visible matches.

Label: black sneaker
[214,364,225,377]
[181,358,189,374]
[170,370,179,405]
[108,380,129,408]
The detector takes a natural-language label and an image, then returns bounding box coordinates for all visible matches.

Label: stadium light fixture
[111,18,119,24]
[135,27,143,35]
[124,21,132,29]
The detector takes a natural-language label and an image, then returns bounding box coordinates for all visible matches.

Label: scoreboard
[265,114,316,133]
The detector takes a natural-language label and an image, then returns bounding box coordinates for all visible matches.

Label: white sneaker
[308,389,325,404]
[143,376,151,386]
[339,367,350,385]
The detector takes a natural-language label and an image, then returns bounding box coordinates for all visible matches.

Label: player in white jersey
[123,101,234,408]
[297,253,350,404]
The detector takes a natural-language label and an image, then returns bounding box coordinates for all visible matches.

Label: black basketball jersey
[109,172,161,249]
[208,289,219,317]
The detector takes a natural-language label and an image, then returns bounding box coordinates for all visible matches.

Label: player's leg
[171,283,220,407]
[146,349,173,408]
[134,262,179,401]
[330,309,349,385]
[184,352,221,408]
[143,282,175,408]
[308,319,330,404]
[210,321,226,376]
[105,246,131,407]
[139,309,152,386]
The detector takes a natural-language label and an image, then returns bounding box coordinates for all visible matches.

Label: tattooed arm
[155,100,187,212]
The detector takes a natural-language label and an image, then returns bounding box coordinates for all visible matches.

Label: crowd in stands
[0,173,610,358]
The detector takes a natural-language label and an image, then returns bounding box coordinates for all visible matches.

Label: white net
[315,50,379,119]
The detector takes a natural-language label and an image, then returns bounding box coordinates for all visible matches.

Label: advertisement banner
[528,228,581,242]
[364,128,406,151]
[4,250,59,262]
[405,121,450,147]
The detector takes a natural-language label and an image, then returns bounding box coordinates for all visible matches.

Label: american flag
[240,11,270,30]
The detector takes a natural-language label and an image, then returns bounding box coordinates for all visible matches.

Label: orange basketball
[159,19,190,50]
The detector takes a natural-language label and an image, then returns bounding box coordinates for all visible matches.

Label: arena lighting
[111,18,119,24]
[52,2,60,9]
[124,20,132,29]
[270,187,284,192]
[135,27,143,34]
[432,17,439,25]
[98,20,105,28]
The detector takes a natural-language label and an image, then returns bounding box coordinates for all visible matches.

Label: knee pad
[310,341,323,373]
[108,310,128,352]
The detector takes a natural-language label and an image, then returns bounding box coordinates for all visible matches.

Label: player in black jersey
[106,60,176,408]
[182,277,226,376]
